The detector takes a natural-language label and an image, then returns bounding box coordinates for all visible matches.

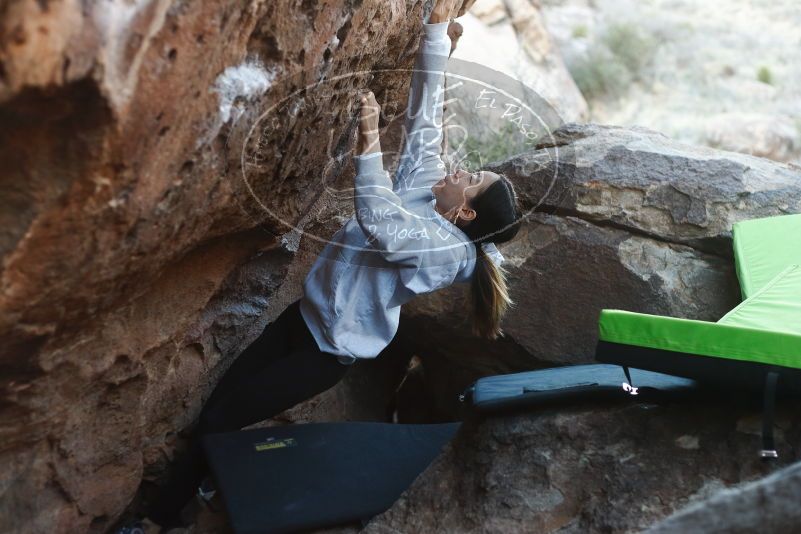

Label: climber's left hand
[356,90,382,156]
[447,20,463,56]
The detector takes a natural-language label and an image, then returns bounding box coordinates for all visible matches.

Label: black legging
[148,299,350,527]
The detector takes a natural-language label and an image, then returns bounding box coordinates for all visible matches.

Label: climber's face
[432,168,501,225]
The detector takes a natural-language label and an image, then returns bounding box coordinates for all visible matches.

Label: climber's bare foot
[357,90,382,156]
[447,20,463,56]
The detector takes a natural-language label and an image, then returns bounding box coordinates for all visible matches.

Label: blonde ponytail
[470,243,513,339]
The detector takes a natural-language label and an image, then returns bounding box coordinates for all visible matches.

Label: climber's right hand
[429,0,459,24]
[429,0,476,24]
[456,0,477,17]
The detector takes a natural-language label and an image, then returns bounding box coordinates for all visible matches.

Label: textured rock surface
[403,124,801,406]
[495,123,801,254]
[703,112,800,164]
[363,399,801,533]
[0,1,470,532]
[645,461,801,533]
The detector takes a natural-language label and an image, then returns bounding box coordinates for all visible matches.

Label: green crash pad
[598,214,801,455]
[720,264,801,336]
[598,264,801,370]
[733,213,801,298]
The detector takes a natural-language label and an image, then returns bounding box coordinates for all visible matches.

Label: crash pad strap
[622,366,633,387]
[761,370,779,459]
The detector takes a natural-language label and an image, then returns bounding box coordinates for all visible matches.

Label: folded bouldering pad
[597,264,801,391]
[733,213,801,298]
[464,363,700,414]
[597,212,801,458]
[202,422,459,534]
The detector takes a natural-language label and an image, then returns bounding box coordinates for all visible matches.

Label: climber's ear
[458,205,476,223]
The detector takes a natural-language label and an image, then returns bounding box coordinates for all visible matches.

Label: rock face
[403,123,801,417]
[363,399,801,533]
[646,461,801,533]
[0,1,471,532]
[499,123,801,253]
[703,112,800,164]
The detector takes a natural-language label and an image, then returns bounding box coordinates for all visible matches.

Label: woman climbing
[119,0,518,531]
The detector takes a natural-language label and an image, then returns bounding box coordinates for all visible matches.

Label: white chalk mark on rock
[213,58,277,124]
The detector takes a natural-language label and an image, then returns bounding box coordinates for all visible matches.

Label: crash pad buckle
[621,366,638,395]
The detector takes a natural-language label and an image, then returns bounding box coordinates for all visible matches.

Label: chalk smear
[213,58,277,124]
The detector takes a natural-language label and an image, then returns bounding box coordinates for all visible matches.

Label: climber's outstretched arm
[394,22,449,186]
[393,0,470,193]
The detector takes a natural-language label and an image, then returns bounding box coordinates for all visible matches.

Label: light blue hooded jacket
[299,20,478,363]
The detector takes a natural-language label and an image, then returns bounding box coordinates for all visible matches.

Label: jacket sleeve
[353,153,453,273]
[394,21,452,201]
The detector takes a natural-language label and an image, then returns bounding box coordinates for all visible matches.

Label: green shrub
[569,49,632,101]
[567,22,657,101]
[572,25,588,38]
[757,66,773,85]
[602,23,657,74]
[454,122,534,170]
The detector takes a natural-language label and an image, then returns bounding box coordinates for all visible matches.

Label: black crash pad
[202,422,460,534]
[466,363,701,414]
